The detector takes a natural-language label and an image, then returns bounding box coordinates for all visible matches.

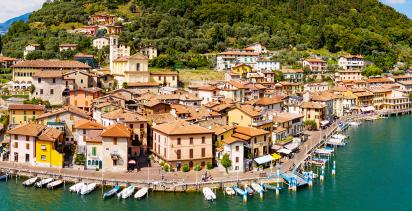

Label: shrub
[194,164,201,171]
[206,162,213,170]
[163,163,170,172]
[159,161,165,166]
[182,164,190,172]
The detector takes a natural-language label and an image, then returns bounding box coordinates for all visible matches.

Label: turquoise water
[1,116,412,210]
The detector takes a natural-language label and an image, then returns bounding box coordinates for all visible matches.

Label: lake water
[1,115,412,210]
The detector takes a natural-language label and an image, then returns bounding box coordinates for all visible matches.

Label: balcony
[252,118,273,127]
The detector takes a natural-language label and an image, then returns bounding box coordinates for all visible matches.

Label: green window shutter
[92,147,96,156]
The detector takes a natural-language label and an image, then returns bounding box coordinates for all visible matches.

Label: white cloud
[0,0,45,22]
[384,0,406,4]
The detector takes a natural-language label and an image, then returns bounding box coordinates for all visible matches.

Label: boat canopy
[360,106,375,113]
[277,148,292,155]
[271,153,282,160]
[320,120,330,126]
[254,155,274,165]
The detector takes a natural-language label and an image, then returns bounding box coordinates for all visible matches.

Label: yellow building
[231,64,253,77]
[150,72,178,87]
[111,53,150,86]
[35,127,65,168]
[9,104,45,126]
[227,105,273,132]
[211,124,234,144]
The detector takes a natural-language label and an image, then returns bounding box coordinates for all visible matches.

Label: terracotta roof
[218,51,260,56]
[7,123,46,136]
[37,106,89,119]
[197,85,218,91]
[300,102,326,109]
[74,119,105,130]
[150,72,178,76]
[234,126,269,137]
[113,53,148,62]
[8,104,45,111]
[179,93,202,101]
[0,56,17,62]
[100,124,131,138]
[211,124,234,135]
[234,105,262,117]
[272,112,303,123]
[38,127,63,142]
[222,136,245,145]
[232,132,251,140]
[304,58,326,63]
[339,54,364,59]
[74,53,95,58]
[392,75,412,79]
[59,44,78,47]
[86,130,103,143]
[153,120,213,135]
[33,70,63,78]
[143,99,167,108]
[171,104,190,114]
[94,102,113,109]
[398,81,412,85]
[128,82,160,87]
[146,113,177,125]
[366,77,393,83]
[211,103,234,112]
[353,91,374,97]
[12,60,90,69]
[255,97,283,106]
[227,80,246,89]
[366,86,391,93]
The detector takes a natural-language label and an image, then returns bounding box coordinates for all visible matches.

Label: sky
[0,0,411,23]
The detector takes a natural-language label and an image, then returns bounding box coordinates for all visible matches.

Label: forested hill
[2,0,412,67]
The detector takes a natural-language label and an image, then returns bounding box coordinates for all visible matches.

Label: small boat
[134,187,149,199]
[80,183,97,195]
[103,186,121,199]
[332,134,347,140]
[117,185,135,199]
[232,185,247,196]
[262,183,279,191]
[35,178,53,188]
[245,185,254,195]
[47,180,63,189]
[349,121,361,126]
[224,187,235,196]
[0,174,7,181]
[202,187,216,201]
[326,138,346,146]
[23,177,37,186]
[251,183,264,193]
[69,182,85,193]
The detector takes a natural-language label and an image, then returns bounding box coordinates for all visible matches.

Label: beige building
[100,124,131,172]
[300,102,326,129]
[111,53,150,86]
[31,70,66,106]
[140,45,158,60]
[150,72,178,87]
[152,120,214,170]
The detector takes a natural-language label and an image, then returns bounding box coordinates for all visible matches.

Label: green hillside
[1,0,412,69]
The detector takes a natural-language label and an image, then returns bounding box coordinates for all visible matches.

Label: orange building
[70,87,103,112]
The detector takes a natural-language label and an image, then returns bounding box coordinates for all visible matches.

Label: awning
[284,142,299,151]
[271,153,282,160]
[254,155,274,165]
[360,106,375,112]
[277,148,292,155]
[272,145,282,150]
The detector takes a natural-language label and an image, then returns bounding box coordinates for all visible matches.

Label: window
[140,124,144,129]
[26,136,29,141]
[32,111,35,115]
[236,157,239,163]
[236,146,239,151]
[201,148,205,157]
[70,115,74,120]
[83,129,86,135]
[136,63,140,71]
[26,154,30,162]
[172,76,175,81]
[83,135,87,142]
[158,76,161,80]
[38,78,41,83]
[129,124,134,129]
[26,143,29,150]
[92,147,97,156]
[113,138,117,145]
[14,135,18,140]
[190,137,193,144]
[177,138,181,145]
[52,78,56,83]
[50,89,54,95]
[41,145,46,150]
[202,137,205,144]
[254,138,257,144]
[241,115,243,120]
[189,149,193,158]
[221,135,224,140]
[40,89,43,94]
[164,148,166,157]
[177,149,181,159]
[80,79,83,84]
[41,155,46,161]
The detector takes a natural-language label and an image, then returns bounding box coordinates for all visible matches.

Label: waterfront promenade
[0,124,338,191]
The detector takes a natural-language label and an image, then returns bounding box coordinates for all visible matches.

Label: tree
[273,70,284,82]
[122,82,128,89]
[304,119,317,130]
[362,65,383,77]
[220,153,232,174]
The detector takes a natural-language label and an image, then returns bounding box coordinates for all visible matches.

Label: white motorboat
[117,185,135,199]
[202,187,216,201]
[35,178,53,188]
[134,187,148,199]
[80,183,97,195]
[326,138,346,146]
[349,121,361,126]
[47,180,63,189]
[69,182,85,193]
[224,187,235,196]
[332,134,347,140]
[251,183,264,193]
[22,177,38,186]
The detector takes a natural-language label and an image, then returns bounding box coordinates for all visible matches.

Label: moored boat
[134,187,149,199]
[70,182,85,193]
[232,185,247,196]
[35,178,53,188]
[47,180,63,189]
[80,183,97,195]
[251,183,264,193]
[202,187,216,201]
[117,185,135,199]
[23,177,37,186]
[224,187,235,196]
[103,186,121,199]
[262,183,278,191]
[0,174,8,181]
[245,185,254,195]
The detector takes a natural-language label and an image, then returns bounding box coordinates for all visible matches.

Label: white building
[304,82,330,92]
[109,35,131,72]
[216,51,260,70]
[338,55,364,70]
[219,138,245,173]
[243,43,267,54]
[23,44,40,58]
[335,69,363,82]
[255,59,280,72]
[93,38,109,50]
[139,45,158,60]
